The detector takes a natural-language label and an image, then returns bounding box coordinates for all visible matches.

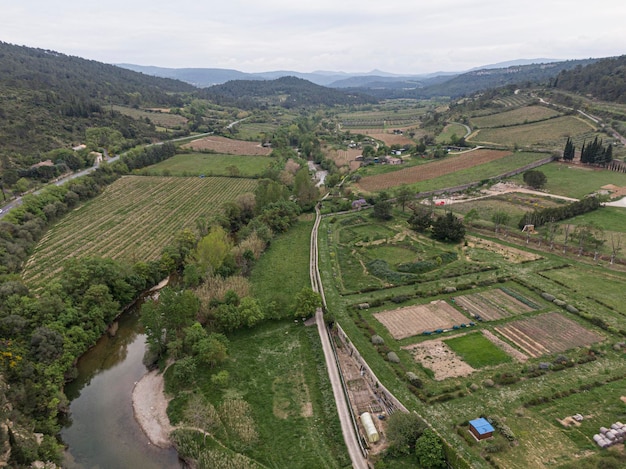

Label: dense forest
[0,42,195,157]
[198,76,379,108]
[553,55,626,103]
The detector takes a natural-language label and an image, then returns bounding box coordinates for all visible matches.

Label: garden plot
[453,288,537,321]
[494,312,603,358]
[465,236,542,263]
[374,300,468,339]
[403,337,476,381]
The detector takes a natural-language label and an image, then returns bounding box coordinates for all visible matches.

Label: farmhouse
[385,156,403,165]
[469,418,494,440]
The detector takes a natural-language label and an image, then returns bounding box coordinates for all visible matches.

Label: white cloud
[0,0,624,73]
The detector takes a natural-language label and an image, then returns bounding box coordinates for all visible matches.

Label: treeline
[553,55,626,103]
[563,136,613,165]
[198,76,378,109]
[518,196,601,229]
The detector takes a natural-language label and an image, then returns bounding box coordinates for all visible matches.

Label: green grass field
[444,333,512,367]
[468,115,597,149]
[510,161,626,199]
[250,217,314,317]
[22,176,257,287]
[138,152,273,177]
[436,123,469,143]
[166,321,349,468]
[470,105,561,128]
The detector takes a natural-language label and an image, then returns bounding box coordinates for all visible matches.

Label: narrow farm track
[309,206,367,469]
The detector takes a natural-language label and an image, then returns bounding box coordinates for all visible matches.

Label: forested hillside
[0,42,195,156]
[198,76,379,108]
[553,55,626,103]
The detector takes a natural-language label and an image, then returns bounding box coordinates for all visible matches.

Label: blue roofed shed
[469,418,494,440]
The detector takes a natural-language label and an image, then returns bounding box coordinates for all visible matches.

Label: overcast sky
[2,0,625,74]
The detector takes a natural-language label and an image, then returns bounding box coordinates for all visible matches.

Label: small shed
[469,418,494,440]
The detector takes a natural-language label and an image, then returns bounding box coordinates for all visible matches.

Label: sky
[2,0,625,75]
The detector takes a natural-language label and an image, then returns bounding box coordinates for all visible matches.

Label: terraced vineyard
[22,176,257,287]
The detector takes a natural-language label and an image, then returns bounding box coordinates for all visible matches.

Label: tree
[414,429,446,469]
[431,212,465,242]
[523,170,547,189]
[563,137,575,161]
[386,412,426,455]
[195,225,233,276]
[491,211,510,234]
[408,206,432,233]
[194,333,229,368]
[395,185,415,212]
[293,167,319,210]
[373,200,393,221]
[294,287,322,318]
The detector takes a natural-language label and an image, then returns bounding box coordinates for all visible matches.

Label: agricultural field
[470,105,562,128]
[494,312,604,358]
[452,287,539,321]
[22,176,257,287]
[111,105,188,129]
[510,161,626,199]
[347,128,417,147]
[355,149,513,192]
[138,152,273,177]
[467,115,597,150]
[182,135,272,156]
[316,201,626,469]
[374,300,469,339]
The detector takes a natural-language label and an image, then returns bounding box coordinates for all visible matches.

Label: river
[61,306,181,468]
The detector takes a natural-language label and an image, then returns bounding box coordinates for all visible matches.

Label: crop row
[23,176,257,287]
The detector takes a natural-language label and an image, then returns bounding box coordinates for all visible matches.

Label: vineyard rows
[23,176,257,287]
[494,312,603,358]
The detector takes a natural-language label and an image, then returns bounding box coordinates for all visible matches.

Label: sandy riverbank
[132,369,174,448]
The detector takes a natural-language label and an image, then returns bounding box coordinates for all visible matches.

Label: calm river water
[61,307,181,468]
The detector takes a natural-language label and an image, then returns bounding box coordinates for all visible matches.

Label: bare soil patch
[403,337,476,381]
[494,312,603,358]
[356,149,511,191]
[374,300,469,339]
[453,288,536,321]
[465,236,542,263]
[182,136,272,156]
[325,147,363,171]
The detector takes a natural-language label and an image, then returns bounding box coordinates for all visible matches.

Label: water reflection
[62,307,180,468]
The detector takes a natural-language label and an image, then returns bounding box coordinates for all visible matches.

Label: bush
[371,335,385,345]
[387,351,400,363]
[541,292,555,301]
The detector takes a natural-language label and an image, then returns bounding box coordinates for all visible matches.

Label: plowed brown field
[183,136,272,156]
[356,149,511,192]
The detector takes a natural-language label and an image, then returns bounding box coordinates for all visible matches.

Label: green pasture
[565,206,626,232]
[510,161,626,199]
[444,333,512,368]
[250,217,313,316]
[166,321,349,468]
[111,105,188,128]
[436,123,469,143]
[470,105,561,129]
[468,115,597,149]
[138,152,273,177]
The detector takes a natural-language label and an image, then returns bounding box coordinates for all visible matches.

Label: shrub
[387,351,400,363]
[565,304,579,314]
[371,335,385,345]
[541,292,555,301]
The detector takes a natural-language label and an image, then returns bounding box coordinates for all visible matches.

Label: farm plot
[453,287,538,321]
[470,105,561,128]
[182,135,272,156]
[374,300,469,339]
[494,312,603,358]
[403,338,476,381]
[23,176,257,287]
[356,149,511,192]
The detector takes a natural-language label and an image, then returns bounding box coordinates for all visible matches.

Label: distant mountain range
[117,59,562,89]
